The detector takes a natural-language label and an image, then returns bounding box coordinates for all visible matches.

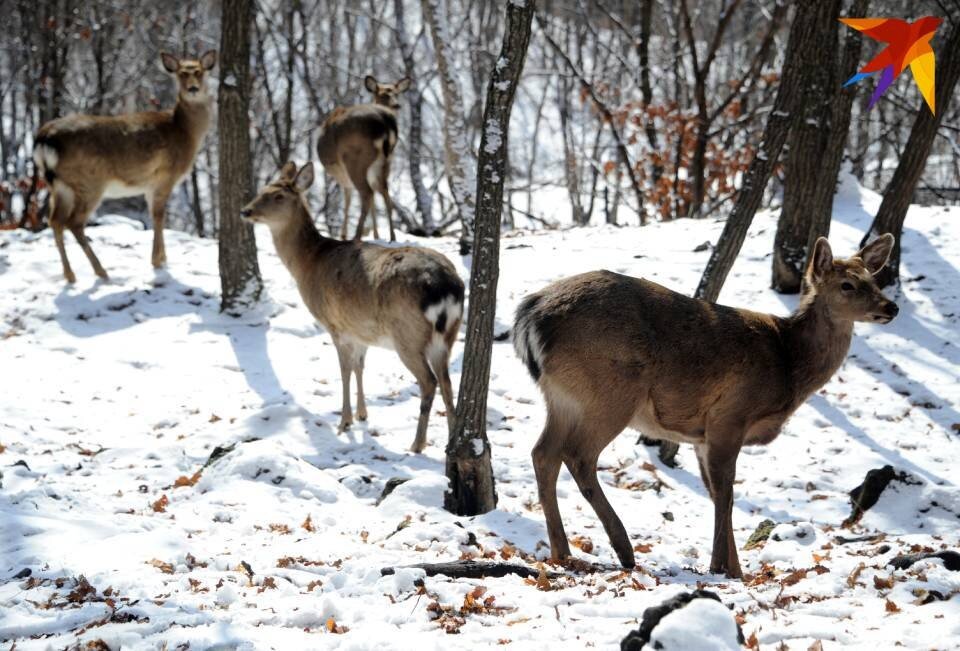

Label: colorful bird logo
[840,16,942,115]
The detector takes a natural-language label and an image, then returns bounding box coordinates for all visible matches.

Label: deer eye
[841,281,855,292]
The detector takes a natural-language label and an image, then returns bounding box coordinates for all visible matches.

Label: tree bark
[422,0,477,254]
[864,17,960,288]
[218,0,263,313]
[771,0,841,293]
[394,0,435,234]
[445,0,534,517]
[695,2,829,303]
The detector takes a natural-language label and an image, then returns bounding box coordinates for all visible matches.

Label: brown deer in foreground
[514,234,899,578]
[33,51,216,283]
[317,76,411,242]
[241,162,463,453]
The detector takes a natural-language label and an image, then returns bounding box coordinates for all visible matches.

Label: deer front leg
[334,339,355,431]
[148,188,172,268]
[703,441,742,578]
[340,187,352,240]
[354,346,368,422]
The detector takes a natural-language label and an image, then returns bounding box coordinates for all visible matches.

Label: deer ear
[809,237,834,281]
[161,52,179,73]
[858,233,895,274]
[293,163,315,193]
[395,77,411,92]
[200,50,217,70]
[279,161,298,181]
[364,75,378,93]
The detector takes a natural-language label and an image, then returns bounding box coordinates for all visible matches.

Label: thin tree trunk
[558,74,585,225]
[864,18,960,287]
[446,0,534,517]
[696,2,827,303]
[394,0,434,234]
[771,0,841,293]
[422,0,477,254]
[218,0,263,312]
[638,0,661,183]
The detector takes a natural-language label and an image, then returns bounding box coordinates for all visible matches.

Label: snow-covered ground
[1,179,958,650]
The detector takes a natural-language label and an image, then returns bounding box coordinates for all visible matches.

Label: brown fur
[33,51,216,283]
[316,76,410,242]
[514,235,898,578]
[242,162,464,452]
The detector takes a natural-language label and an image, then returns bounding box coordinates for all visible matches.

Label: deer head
[240,162,314,229]
[161,50,217,103]
[806,233,899,323]
[364,75,411,110]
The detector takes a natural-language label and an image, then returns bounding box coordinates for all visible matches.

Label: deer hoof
[338,419,352,432]
[64,270,77,284]
[356,409,368,422]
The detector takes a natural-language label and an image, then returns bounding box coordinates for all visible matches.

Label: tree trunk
[445,0,534,517]
[801,0,871,274]
[422,0,477,254]
[864,17,960,288]
[218,0,263,313]
[695,2,829,303]
[771,0,841,293]
[638,0,661,183]
[394,0,434,234]
[558,74,585,225]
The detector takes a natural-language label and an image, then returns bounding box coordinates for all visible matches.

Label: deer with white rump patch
[514,234,899,578]
[242,162,463,452]
[33,51,216,283]
[317,76,411,242]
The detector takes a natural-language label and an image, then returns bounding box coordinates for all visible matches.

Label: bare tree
[422,0,476,254]
[864,16,960,287]
[218,0,263,312]
[445,0,534,517]
[696,2,835,303]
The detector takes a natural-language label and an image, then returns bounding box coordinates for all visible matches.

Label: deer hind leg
[532,414,572,562]
[566,447,635,568]
[48,188,76,283]
[345,155,376,240]
[148,188,172,268]
[354,345,368,422]
[397,345,437,453]
[376,158,396,242]
[425,334,456,436]
[333,337,357,431]
[702,441,742,578]
[69,223,108,280]
[340,186,352,240]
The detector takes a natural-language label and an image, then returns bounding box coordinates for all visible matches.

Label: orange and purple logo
[841,16,942,115]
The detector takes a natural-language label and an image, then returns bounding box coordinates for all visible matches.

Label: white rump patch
[512,308,545,379]
[367,141,386,188]
[33,144,58,172]
[423,296,462,331]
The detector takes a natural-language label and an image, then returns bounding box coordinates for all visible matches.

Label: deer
[513,234,899,578]
[316,75,411,243]
[241,162,463,453]
[32,50,216,283]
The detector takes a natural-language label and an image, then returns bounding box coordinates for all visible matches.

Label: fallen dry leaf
[874,574,895,590]
[302,514,316,533]
[147,559,174,574]
[885,598,900,613]
[846,562,866,588]
[173,471,201,488]
[151,494,169,513]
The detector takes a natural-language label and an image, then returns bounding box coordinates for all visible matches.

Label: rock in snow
[620,590,744,651]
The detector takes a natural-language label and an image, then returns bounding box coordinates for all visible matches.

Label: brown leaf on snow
[236,560,255,585]
[500,544,516,560]
[633,542,654,553]
[846,562,866,588]
[807,641,825,651]
[326,616,349,634]
[570,536,594,554]
[209,414,222,423]
[151,494,170,513]
[302,514,316,533]
[745,630,760,650]
[258,577,277,593]
[874,574,895,590]
[174,471,201,488]
[885,598,900,613]
[537,566,553,591]
[67,576,98,603]
[147,559,174,574]
[269,523,292,535]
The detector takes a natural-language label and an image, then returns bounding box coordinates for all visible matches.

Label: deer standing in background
[33,51,216,283]
[514,235,899,578]
[317,76,411,242]
[242,162,463,453]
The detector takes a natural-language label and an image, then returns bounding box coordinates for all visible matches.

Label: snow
[648,597,742,651]
[1,180,959,649]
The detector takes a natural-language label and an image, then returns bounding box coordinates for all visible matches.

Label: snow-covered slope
[1,184,958,650]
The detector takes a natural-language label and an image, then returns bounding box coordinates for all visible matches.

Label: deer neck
[173,95,212,146]
[783,292,854,404]
[270,203,329,286]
